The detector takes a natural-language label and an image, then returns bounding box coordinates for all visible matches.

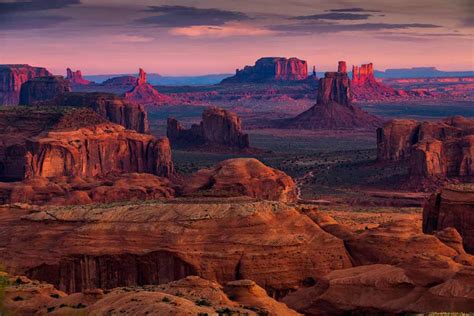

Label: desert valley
[0,0,473,315]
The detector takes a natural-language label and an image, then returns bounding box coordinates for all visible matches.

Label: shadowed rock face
[284,62,382,130]
[66,68,91,85]
[0,64,51,105]
[423,185,474,254]
[19,76,71,105]
[183,158,298,202]
[221,57,308,83]
[377,116,474,179]
[167,106,250,149]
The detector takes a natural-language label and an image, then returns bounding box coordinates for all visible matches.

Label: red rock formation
[167,107,250,149]
[221,57,308,83]
[66,68,91,85]
[376,119,420,161]
[19,76,71,105]
[124,68,174,106]
[137,67,147,85]
[352,63,375,84]
[103,75,137,86]
[0,64,51,105]
[0,201,352,296]
[50,92,150,133]
[423,184,474,254]
[284,62,382,130]
[183,158,298,202]
[337,61,347,73]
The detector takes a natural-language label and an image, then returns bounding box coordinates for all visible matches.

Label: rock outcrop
[2,273,299,315]
[66,68,91,85]
[0,201,352,296]
[423,184,474,254]
[167,106,250,150]
[183,158,298,202]
[283,61,382,130]
[47,92,150,133]
[377,116,474,180]
[352,63,375,84]
[103,75,137,87]
[124,68,173,106]
[221,57,308,83]
[0,64,51,105]
[19,76,71,105]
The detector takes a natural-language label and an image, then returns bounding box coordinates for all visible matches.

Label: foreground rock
[0,201,352,296]
[2,273,299,315]
[183,158,298,202]
[19,76,71,105]
[0,64,51,105]
[167,106,250,150]
[423,184,474,254]
[222,57,308,83]
[283,61,382,130]
[66,67,91,85]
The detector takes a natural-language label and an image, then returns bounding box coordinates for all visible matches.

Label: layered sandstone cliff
[377,116,474,179]
[0,64,51,105]
[283,61,382,129]
[221,57,308,83]
[167,106,250,149]
[19,76,71,105]
[423,184,474,254]
[66,68,91,85]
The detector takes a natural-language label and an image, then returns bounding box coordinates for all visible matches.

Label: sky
[0,0,473,75]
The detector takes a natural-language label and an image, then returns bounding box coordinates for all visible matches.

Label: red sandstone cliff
[0,64,52,105]
[19,76,71,105]
[167,106,250,149]
[66,68,91,85]
[221,57,308,83]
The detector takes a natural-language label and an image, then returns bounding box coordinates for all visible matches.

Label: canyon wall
[19,76,71,105]
[0,64,52,105]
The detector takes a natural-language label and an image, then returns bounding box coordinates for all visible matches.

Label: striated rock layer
[221,57,308,83]
[167,106,250,149]
[0,201,352,296]
[19,76,71,105]
[0,64,51,105]
[66,68,91,85]
[284,61,382,130]
[423,184,474,254]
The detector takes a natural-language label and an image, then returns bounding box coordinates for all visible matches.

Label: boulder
[221,57,308,83]
[0,64,51,105]
[19,76,71,105]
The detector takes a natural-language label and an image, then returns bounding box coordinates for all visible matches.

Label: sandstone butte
[1,202,473,314]
[0,107,173,183]
[124,68,174,106]
[167,106,250,150]
[2,273,300,315]
[221,57,309,83]
[0,64,52,105]
[19,76,71,105]
[377,116,474,180]
[66,68,91,85]
[424,184,474,254]
[283,61,383,130]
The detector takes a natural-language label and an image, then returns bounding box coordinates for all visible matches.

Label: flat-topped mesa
[221,57,308,83]
[19,76,71,105]
[352,63,375,84]
[0,64,52,105]
[167,107,250,149]
[66,68,91,85]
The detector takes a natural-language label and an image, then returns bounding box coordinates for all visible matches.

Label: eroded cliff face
[0,64,52,105]
[167,106,250,149]
[423,184,474,254]
[19,76,71,105]
[23,123,173,179]
[221,57,308,83]
[377,116,474,179]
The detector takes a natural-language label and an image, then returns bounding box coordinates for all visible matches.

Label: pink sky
[0,0,473,75]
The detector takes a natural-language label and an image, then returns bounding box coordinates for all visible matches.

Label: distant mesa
[352,63,375,84]
[377,116,474,184]
[66,68,91,85]
[103,75,137,87]
[282,61,382,130]
[167,106,250,150]
[0,64,52,105]
[221,57,308,84]
[124,68,174,106]
[19,76,71,105]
